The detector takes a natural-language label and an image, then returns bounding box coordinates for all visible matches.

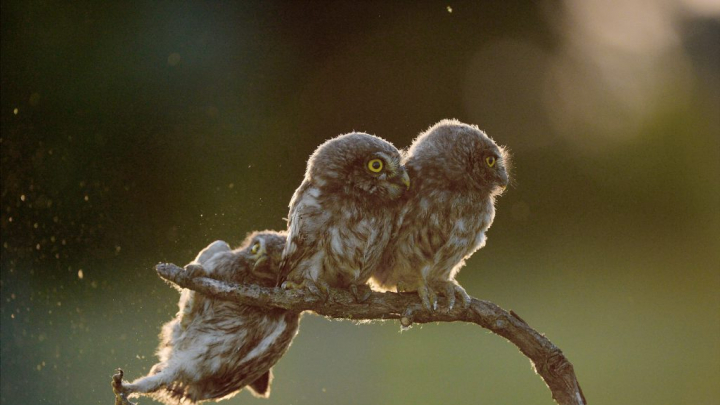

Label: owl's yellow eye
[485,156,496,168]
[367,159,383,173]
[250,242,261,255]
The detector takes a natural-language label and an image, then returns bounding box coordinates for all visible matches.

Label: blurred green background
[2,1,719,404]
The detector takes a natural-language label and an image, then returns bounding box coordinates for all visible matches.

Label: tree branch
[154,263,586,405]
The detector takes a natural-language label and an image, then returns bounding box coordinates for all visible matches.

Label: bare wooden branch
[154,263,586,405]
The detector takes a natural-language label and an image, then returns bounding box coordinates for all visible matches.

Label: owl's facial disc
[365,152,410,200]
[248,238,276,283]
[485,150,509,194]
[383,168,410,199]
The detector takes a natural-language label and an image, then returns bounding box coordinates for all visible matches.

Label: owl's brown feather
[372,119,510,310]
[280,132,409,297]
[121,231,300,404]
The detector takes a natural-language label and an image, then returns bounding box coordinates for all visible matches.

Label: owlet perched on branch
[119,230,300,404]
[372,119,510,310]
[280,132,410,301]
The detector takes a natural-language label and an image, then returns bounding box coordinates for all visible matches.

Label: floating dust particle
[13,108,18,115]
[20,195,25,201]
[447,5,452,13]
[84,195,89,201]
[78,269,84,279]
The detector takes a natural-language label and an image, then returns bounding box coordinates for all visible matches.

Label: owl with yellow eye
[372,119,511,311]
[279,132,410,301]
[119,230,300,404]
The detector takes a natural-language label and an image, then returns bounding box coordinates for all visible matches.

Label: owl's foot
[111,369,137,405]
[282,278,331,301]
[349,284,372,303]
[417,284,439,311]
[184,264,208,278]
[396,281,437,311]
[396,281,410,293]
[433,280,471,310]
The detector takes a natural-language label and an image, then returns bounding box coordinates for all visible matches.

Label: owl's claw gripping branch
[111,369,136,405]
[350,283,373,303]
[282,278,331,302]
[434,280,472,311]
[417,284,439,311]
[154,262,586,405]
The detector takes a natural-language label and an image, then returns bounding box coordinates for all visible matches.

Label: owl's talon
[429,288,438,311]
[316,280,331,300]
[281,281,301,290]
[455,284,472,308]
[111,369,137,405]
[444,282,457,311]
[417,285,437,311]
[350,284,372,303]
[432,280,471,311]
[283,279,330,302]
[396,281,409,293]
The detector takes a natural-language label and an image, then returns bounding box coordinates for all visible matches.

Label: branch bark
[154,263,586,405]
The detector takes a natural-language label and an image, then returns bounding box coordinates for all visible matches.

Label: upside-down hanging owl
[118,230,300,404]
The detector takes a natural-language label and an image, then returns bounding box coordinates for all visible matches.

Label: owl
[279,132,410,301]
[372,119,510,310]
[119,230,300,404]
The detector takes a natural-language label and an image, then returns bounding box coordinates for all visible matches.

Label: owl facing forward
[119,230,300,404]
[372,119,510,310]
[280,132,410,300]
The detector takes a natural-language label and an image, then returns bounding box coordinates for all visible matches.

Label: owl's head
[408,119,511,197]
[236,230,288,287]
[306,132,410,201]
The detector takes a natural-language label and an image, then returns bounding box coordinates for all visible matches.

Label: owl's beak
[252,253,277,282]
[393,169,410,190]
[499,171,509,189]
[253,254,267,272]
[252,245,269,274]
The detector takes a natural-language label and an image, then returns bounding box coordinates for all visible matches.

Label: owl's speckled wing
[278,132,409,300]
[122,231,300,405]
[371,119,510,311]
[279,182,329,285]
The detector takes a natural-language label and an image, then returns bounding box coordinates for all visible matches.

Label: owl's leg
[452,281,472,308]
[119,362,180,397]
[349,283,372,303]
[282,278,330,301]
